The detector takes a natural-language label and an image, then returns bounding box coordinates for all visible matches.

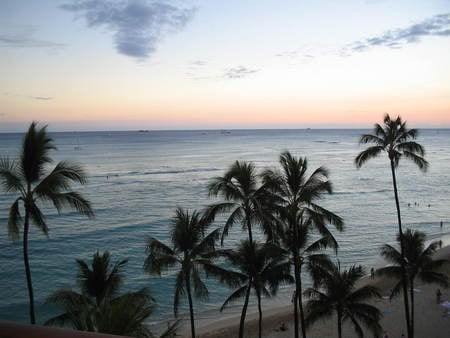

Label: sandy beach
[168,245,450,338]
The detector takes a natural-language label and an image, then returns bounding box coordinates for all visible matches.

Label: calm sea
[1,129,449,324]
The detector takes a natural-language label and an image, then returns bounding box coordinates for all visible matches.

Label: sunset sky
[1,0,450,131]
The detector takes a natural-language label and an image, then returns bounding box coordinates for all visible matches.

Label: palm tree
[355,114,428,338]
[305,262,382,338]
[206,160,275,244]
[75,251,127,306]
[205,240,293,338]
[280,213,336,338]
[144,207,220,338]
[0,122,94,324]
[262,151,343,338]
[46,251,163,338]
[377,229,449,337]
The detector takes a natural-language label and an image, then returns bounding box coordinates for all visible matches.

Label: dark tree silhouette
[205,240,293,338]
[355,114,428,338]
[262,151,343,338]
[305,263,382,338]
[144,207,220,338]
[45,251,168,338]
[0,122,94,324]
[378,229,449,337]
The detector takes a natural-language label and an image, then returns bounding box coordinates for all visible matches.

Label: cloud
[61,0,195,59]
[0,26,66,50]
[3,92,53,101]
[31,96,52,101]
[190,60,206,66]
[223,66,258,79]
[344,13,450,54]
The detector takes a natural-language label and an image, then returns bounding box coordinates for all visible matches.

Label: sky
[1,0,450,131]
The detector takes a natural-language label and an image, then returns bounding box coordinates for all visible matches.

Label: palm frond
[20,122,56,183]
[144,237,178,275]
[402,150,429,172]
[355,146,384,168]
[191,266,209,300]
[29,201,48,235]
[7,198,22,241]
[203,263,246,288]
[0,157,24,193]
[220,285,247,311]
[45,191,95,218]
[173,271,185,317]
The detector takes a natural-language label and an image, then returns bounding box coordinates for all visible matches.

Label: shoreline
[151,244,450,338]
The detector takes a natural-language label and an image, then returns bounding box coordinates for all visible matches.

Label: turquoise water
[1,129,449,324]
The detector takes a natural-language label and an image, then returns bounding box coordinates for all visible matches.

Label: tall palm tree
[355,114,428,338]
[45,251,164,338]
[305,263,382,338]
[280,213,336,338]
[144,207,220,338]
[205,240,293,338]
[207,160,275,244]
[377,229,449,337]
[262,151,343,338]
[0,122,94,324]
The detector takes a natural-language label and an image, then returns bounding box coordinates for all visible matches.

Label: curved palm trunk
[390,160,412,338]
[239,279,252,338]
[257,289,263,338]
[409,280,415,338]
[185,271,196,338]
[23,210,36,324]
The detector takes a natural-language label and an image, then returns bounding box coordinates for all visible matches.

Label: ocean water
[1,129,449,325]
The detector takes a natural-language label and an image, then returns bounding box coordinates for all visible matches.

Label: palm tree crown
[0,122,94,324]
[355,114,428,171]
[305,263,382,338]
[144,207,220,338]
[207,160,275,243]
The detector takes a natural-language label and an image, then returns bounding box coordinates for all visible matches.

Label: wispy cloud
[343,13,450,55]
[31,96,52,101]
[0,26,66,50]
[4,92,53,101]
[223,66,258,79]
[61,0,196,59]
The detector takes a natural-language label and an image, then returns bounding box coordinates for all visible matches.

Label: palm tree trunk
[293,287,299,338]
[23,209,36,324]
[293,253,306,338]
[245,205,253,244]
[410,281,415,338]
[239,279,252,338]
[390,160,411,338]
[297,268,306,338]
[257,289,262,338]
[185,271,196,338]
[337,308,342,338]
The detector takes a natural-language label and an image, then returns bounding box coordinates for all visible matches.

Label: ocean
[1,129,449,325]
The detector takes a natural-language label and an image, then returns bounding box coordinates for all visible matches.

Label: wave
[91,168,221,179]
[335,188,391,195]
